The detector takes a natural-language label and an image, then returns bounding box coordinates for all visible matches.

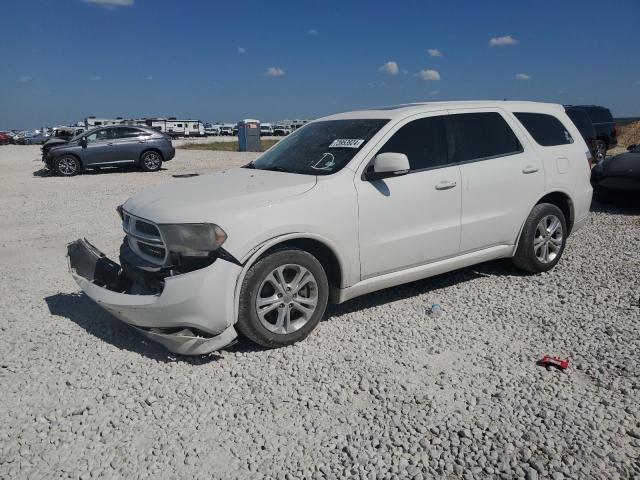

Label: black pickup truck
[566,105,617,161]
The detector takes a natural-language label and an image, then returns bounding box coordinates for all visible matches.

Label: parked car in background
[232,125,239,136]
[68,101,592,355]
[42,126,87,158]
[591,143,640,200]
[568,105,617,161]
[219,125,233,136]
[565,106,597,159]
[205,126,221,136]
[260,123,274,136]
[273,125,291,136]
[44,125,175,176]
[16,130,49,145]
[0,132,13,145]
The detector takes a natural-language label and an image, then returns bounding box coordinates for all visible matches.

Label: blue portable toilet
[238,119,261,152]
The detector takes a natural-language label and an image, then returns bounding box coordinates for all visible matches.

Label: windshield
[69,132,83,141]
[252,119,388,175]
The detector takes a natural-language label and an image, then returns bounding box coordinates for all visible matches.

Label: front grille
[122,211,167,265]
[138,242,166,259]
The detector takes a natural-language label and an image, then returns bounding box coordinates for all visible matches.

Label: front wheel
[513,203,567,273]
[55,155,81,176]
[140,151,163,172]
[237,248,329,348]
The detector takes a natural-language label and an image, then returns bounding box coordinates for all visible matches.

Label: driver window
[85,129,111,143]
[377,116,449,171]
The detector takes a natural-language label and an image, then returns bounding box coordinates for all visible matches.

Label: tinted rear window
[565,109,595,139]
[514,112,574,147]
[580,107,614,124]
[447,112,522,163]
[377,116,448,171]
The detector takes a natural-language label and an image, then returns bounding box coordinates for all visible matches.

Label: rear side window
[114,127,144,139]
[447,112,522,163]
[377,116,448,171]
[514,112,574,146]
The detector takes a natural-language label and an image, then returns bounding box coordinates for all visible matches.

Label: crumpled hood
[44,138,69,149]
[123,167,317,224]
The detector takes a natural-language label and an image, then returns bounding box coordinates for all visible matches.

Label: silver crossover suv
[43,125,175,176]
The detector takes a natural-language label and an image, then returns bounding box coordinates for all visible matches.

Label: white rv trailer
[84,117,126,128]
[139,118,205,138]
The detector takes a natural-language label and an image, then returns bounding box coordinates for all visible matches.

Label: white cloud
[307,29,318,36]
[237,47,246,54]
[18,75,32,83]
[416,69,441,81]
[428,48,443,57]
[88,75,102,81]
[489,35,518,47]
[378,61,399,75]
[265,67,285,77]
[515,73,531,80]
[635,80,640,85]
[145,75,153,81]
[83,0,134,8]
[556,89,565,95]
[430,90,439,96]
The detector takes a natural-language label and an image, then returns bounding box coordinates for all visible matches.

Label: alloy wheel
[143,152,161,170]
[58,157,77,175]
[255,264,319,335]
[533,215,563,264]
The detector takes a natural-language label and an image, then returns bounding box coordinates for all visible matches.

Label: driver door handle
[435,180,457,190]
[522,166,539,174]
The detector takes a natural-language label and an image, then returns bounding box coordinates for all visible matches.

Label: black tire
[594,140,607,162]
[54,155,81,177]
[237,248,329,348]
[513,203,567,273]
[140,150,163,172]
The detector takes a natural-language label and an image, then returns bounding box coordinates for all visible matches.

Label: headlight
[158,223,227,257]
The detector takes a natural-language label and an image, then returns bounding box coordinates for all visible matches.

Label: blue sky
[1,0,639,129]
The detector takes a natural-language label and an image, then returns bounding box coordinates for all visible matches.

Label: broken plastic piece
[538,355,569,370]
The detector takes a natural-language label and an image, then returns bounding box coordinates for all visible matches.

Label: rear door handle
[435,180,457,190]
[522,166,539,174]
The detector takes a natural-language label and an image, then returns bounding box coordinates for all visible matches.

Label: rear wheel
[140,151,163,172]
[237,248,329,348]
[594,140,607,162]
[513,203,567,273]
[55,155,81,176]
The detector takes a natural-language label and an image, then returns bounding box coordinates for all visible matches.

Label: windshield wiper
[262,165,292,173]
[243,161,256,169]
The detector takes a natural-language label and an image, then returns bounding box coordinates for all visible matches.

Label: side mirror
[79,138,87,147]
[365,152,410,180]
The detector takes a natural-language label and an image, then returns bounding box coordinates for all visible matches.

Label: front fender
[231,232,351,322]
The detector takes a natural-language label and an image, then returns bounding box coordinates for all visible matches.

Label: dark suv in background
[565,107,597,157]
[44,125,175,176]
[565,105,617,161]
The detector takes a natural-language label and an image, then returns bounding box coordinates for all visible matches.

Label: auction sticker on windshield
[329,139,365,148]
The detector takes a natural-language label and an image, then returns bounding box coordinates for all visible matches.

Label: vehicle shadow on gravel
[326,258,527,319]
[590,197,640,215]
[44,292,225,364]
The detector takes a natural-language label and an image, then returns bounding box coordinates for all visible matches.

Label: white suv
[68,101,593,355]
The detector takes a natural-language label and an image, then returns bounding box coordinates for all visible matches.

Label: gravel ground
[1,144,639,479]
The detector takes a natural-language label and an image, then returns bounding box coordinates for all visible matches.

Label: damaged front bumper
[67,239,240,355]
